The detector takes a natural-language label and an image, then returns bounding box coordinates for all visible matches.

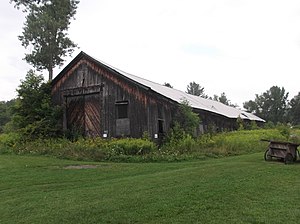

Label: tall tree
[289,92,300,125]
[243,86,289,123]
[11,0,79,81]
[186,81,208,98]
[218,92,229,105]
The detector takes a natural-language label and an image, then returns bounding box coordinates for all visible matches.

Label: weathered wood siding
[52,57,175,139]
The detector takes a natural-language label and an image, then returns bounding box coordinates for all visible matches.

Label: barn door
[84,94,101,137]
[66,95,85,136]
[66,93,101,137]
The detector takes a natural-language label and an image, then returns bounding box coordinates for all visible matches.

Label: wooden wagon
[262,139,300,164]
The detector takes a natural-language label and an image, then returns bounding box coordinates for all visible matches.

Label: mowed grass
[0,154,299,223]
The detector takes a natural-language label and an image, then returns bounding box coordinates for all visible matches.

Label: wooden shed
[51,51,264,139]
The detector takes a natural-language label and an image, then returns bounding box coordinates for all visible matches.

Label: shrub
[0,132,22,153]
[172,100,200,137]
[289,128,300,144]
[107,138,156,156]
[10,71,63,140]
[162,121,199,154]
[162,134,197,154]
[276,124,291,140]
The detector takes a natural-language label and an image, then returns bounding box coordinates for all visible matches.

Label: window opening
[158,119,164,134]
[116,101,129,119]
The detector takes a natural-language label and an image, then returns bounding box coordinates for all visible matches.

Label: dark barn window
[157,104,165,135]
[116,101,129,119]
[158,119,164,134]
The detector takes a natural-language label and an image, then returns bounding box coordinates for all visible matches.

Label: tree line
[165,81,300,126]
[244,86,300,125]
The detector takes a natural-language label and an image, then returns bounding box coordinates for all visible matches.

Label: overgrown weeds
[0,128,298,162]
[0,136,157,162]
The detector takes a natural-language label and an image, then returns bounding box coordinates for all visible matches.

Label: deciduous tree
[11,0,79,81]
[11,70,62,139]
[243,86,289,123]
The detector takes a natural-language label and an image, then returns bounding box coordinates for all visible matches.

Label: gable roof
[53,51,265,122]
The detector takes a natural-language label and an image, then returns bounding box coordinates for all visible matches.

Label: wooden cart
[262,140,300,164]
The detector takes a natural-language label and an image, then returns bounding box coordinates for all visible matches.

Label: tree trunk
[48,68,53,81]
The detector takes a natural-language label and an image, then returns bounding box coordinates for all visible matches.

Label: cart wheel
[284,153,293,164]
[264,149,272,161]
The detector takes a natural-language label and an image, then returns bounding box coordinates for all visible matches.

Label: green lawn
[0,154,299,223]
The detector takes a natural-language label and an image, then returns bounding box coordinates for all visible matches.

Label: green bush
[173,100,200,137]
[162,121,198,154]
[108,138,156,155]
[290,128,300,144]
[276,124,291,139]
[0,132,21,153]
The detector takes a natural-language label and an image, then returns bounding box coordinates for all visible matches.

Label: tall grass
[0,136,157,162]
[157,128,298,160]
[0,128,298,162]
[197,129,290,156]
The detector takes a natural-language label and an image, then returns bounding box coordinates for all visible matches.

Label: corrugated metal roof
[96,57,264,122]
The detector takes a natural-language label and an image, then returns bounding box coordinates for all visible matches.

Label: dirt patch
[63,165,98,170]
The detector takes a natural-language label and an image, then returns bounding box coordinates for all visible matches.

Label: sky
[1,0,300,108]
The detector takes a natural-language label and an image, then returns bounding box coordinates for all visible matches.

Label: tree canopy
[11,70,62,139]
[186,81,208,98]
[243,86,289,124]
[11,0,79,81]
